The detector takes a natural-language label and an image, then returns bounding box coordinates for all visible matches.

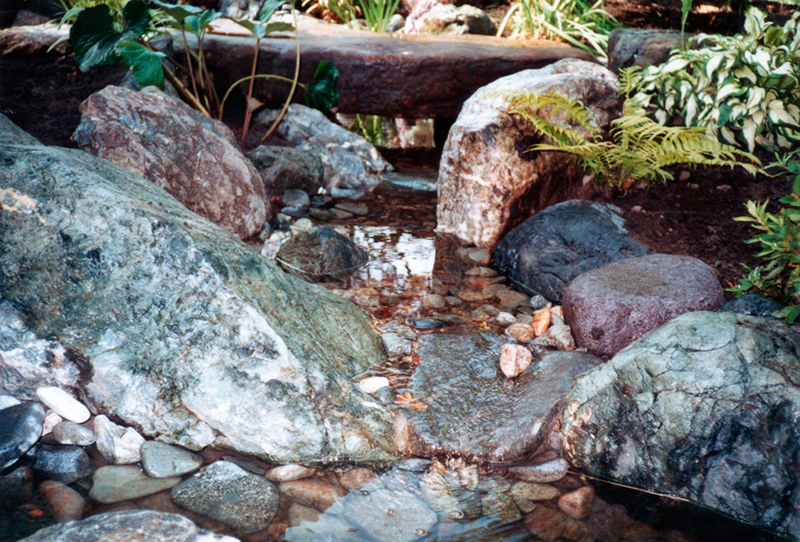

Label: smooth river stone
[32,444,95,484]
[171,461,280,533]
[35,387,91,423]
[499,343,533,379]
[265,463,317,483]
[52,421,96,446]
[89,465,182,503]
[0,402,45,469]
[140,441,203,478]
[508,458,570,483]
[39,480,86,523]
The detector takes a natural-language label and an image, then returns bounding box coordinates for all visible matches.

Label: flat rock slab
[561,311,800,540]
[202,16,598,118]
[563,253,725,356]
[396,333,602,463]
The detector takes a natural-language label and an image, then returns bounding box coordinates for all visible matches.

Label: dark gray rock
[437,63,621,250]
[0,464,35,508]
[721,294,785,318]
[73,86,268,239]
[607,28,683,75]
[275,226,370,282]
[396,333,602,463]
[17,509,240,542]
[281,189,311,212]
[0,402,45,469]
[31,444,94,484]
[412,4,496,36]
[0,119,394,464]
[561,311,800,540]
[246,145,324,197]
[171,461,279,533]
[494,200,650,303]
[563,254,725,356]
[252,104,392,196]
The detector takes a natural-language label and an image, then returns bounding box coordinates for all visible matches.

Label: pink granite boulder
[562,254,725,356]
[73,86,268,239]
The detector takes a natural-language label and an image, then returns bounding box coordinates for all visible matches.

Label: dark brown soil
[0,52,793,299]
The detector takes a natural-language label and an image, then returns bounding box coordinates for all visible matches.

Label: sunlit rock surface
[73,86,268,239]
[436,59,620,250]
[0,116,394,465]
[561,311,800,539]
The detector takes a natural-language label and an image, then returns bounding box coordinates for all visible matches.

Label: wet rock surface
[493,200,651,303]
[275,225,370,282]
[73,86,268,239]
[563,253,726,356]
[17,510,240,542]
[436,59,621,250]
[246,145,325,197]
[561,311,800,539]
[396,333,602,463]
[0,122,394,464]
[0,402,45,469]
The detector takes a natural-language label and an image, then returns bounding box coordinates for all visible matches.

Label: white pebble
[499,343,533,379]
[358,376,390,395]
[35,387,90,423]
[266,464,317,483]
[495,312,517,326]
[509,458,570,483]
[94,415,145,464]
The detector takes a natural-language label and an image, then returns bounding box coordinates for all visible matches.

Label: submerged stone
[276,226,370,282]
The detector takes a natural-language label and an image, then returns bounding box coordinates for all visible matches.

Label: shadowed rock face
[396,332,602,464]
[561,311,800,539]
[73,86,268,240]
[0,116,394,465]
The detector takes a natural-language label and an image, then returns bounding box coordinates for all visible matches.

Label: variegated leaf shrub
[630,7,800,152]
[493,67,760,190]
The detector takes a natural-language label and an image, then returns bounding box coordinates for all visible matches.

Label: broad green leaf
[264,22,294,34]
[304,60,339,113]
[150,0,203,23]
[121,0,151,40]
[185,10,221,36]
[258,0,286,23]
[68,5,123,71]
[117,39,165,89]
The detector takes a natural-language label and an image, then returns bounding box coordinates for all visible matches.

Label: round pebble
[52,421,96,446]
[89,465,182,504]
[334,201,369,216]
[509,458,570,483]
[35,387,90,424]
[506,323,534,343]
[140,441,204,478]
[39,480,86,522]
[496,311,517,326]
[456,290,494,303]
[358,376,390,395]
[511,481,561,501]
[265,463,317,483]
[33,443,95,484]
[558,485,595,519]
[531,309,551,337]
[500,343,533,379]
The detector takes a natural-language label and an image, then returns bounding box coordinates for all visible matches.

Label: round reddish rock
[562,254,724,356]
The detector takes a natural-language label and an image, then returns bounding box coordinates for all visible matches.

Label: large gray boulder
[73,86,268,239]
[493,200,651,303]
[395,333,602,463]
[561,311,800,539]
[436,59,620,250]
[0,117,394,465]
[563,254,725,356]
[18,509,239,542]
[251,104,392,197]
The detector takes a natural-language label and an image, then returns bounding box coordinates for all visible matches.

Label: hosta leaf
[116,39,165,89]
[660,56,691,74]
[717,83,742,102]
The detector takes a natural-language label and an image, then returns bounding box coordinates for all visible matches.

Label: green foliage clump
[495,67,760,190]
[303,0,400,33]
[729,157,800,323]
[496,0,619,58]
[630,7,800,152]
